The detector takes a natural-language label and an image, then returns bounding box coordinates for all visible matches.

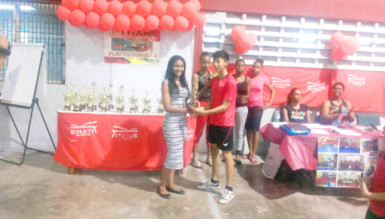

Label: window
[203,12,385,71]
[0,1,65,83]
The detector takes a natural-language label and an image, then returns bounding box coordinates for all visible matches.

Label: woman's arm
[282,107,290,123]
[263,83,275,110]
[346,101,356,123]
[320,100,340,121]
[162,81,187,114]
[306,109,312,123]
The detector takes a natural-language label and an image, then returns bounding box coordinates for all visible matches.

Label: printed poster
[316,137,382,188]
[104,30,160,64]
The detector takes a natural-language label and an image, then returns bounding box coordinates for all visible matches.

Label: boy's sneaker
[218,189,234,204]
[197,180,220,190]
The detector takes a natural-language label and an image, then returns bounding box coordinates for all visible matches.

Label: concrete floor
[0,151,370,219]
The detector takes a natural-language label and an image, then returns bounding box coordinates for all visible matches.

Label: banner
[104,31,160,64]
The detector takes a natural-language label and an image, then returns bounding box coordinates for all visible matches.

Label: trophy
[79,87,88,111]
[116,86,125,113]
[190,81,199,108]
[157,97,164,114]
[129,89,138,113]
[108,84,114,110]
[142,90,152,114]
[63,88,72,111]
[99,87,110,112]
[73,86,81,112]
[87,88,97,112]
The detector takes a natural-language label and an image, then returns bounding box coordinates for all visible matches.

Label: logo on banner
[111,126,138,141]
[186,128,195,141]
[70,121,97,136]
[348,74,366,86]
[307,82,326,92]
[272,77,291,89]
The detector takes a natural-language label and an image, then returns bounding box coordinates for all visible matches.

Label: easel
[0,44,56,165]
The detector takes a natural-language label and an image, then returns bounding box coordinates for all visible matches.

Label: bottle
[274,110,281,122]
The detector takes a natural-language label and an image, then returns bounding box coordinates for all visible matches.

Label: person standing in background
[233,59,250,165]
[245,58,275,164]
[191,52,212,168]
[0,35,11,69]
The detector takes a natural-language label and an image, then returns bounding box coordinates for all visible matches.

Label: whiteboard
[0,44,44,107]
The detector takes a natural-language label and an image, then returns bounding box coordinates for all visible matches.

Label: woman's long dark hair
[287,88,299,104]
[164,55,190,100]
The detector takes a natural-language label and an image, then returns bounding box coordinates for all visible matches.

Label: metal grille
[203,12,385,71]
[0,0,65,83]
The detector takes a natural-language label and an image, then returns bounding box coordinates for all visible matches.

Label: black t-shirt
[282,104,309,123]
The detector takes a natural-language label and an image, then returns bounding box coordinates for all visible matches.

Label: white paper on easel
[0,44,45,107]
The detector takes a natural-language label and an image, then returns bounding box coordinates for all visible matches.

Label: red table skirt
[54,111,196,171]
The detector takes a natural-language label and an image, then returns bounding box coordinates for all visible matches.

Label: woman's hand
[263,102,271,110]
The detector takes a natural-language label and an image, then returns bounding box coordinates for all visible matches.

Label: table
[260,123,382,171]
[54,111,196,172]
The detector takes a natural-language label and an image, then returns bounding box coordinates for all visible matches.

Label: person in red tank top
[360,128,385,218]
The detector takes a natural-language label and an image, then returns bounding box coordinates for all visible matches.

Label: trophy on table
[79,87,88,111]
[63,88,72,111]
[142,90,152,114]
[73,86,81,112]
[116,86,125,113]
[87,88,97,112]
[129,89,138,113]
[99,87,110,112]
[190,81,199,108]
[157,97,164,114]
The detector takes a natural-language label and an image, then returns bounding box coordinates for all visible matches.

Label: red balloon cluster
[330,31,360,61]
[231,25,257,54]
[57,0,206,32]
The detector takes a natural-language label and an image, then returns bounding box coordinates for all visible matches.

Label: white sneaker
[218,189,234,204]
[197,180,220,190]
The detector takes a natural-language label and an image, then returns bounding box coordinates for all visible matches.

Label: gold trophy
[191,81,199,108]
[157,97,164,114]
[63,85,72,111]
[142,90,151,114]
[79,87,88,111]
[99,87,110,112]
[129,89,138,113]
[87,88,97,112]
[73,86,81,112]
[116,86,125,113]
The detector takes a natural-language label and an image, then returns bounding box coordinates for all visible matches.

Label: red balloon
[186,19,194,30]
[331,46,347,61]
[160,15,174,30]
[136,0,152,17]
[235,43,248,54]
[85,12,100,28]
[146,15,160,30]
[193,13,205,27]
[131,15,145,30]
[152,0,167,17]
[330,31,344,48]
[341,37,359,55]
[69,9,85,26]
[190,0,201,11]
[79,0,94,13]
[100,13,115,29]
[62,0,80,11]
[122,2,137,17]
[232,25,245,41]
[93,0,108,15]
[115,14,130,31]
[167,0,183,18]
[108,1,122,16]
[174,16,188,31]
[182,2,198,19]
[57,6,71,21]
[244,32,257,48]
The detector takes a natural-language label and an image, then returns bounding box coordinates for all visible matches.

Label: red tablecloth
[54,111,196,171]
[260,123,381,171]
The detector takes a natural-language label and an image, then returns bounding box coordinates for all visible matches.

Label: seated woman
[282,88,311,123]
[320,82,355,126]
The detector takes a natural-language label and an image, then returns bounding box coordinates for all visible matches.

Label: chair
[356,112,380,126]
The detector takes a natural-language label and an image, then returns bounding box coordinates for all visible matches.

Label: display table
[54,111,196,172]
[260,123,382,171]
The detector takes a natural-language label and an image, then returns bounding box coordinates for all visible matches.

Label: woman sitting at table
[282,88,311,123]
[319,82,355,126]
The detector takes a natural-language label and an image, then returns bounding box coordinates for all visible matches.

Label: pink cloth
[247,75,269,107]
